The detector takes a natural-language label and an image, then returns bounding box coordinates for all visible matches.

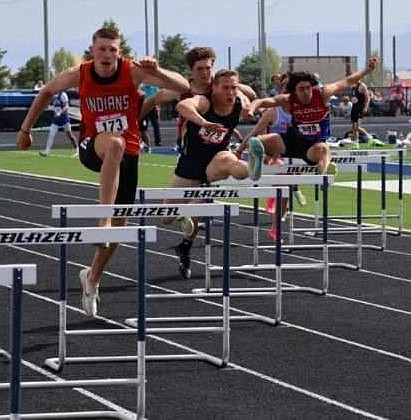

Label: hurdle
[0,225,155,420]
[263,149,406,270]
[135,180,331,325]
[135,186,293,325]
[0,264,36,420]
[209,176,332,303]
[45,203,239,371]
[325,148,407,242]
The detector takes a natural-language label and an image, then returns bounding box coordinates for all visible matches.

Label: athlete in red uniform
[245,57,379,174]
[17,26,189,317]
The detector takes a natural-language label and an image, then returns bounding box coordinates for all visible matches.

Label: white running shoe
[247,137,264,181]
[79,268,99,317]
[178,217,195,236]
[294,189,307,206]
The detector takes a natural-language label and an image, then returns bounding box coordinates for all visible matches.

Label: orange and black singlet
[79,58,141,156]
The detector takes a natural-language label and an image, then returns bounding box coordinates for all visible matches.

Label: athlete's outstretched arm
[237,108,276,155]
[322,56,379,101]
[133,57,189,94]
[140,89,180,120]
[176,95,224,132]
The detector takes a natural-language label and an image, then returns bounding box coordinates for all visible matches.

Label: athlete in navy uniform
[167,69,264,279]
[350,78,370,147]
[39,91,78,157]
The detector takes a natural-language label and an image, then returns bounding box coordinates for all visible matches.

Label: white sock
[44,124,58,154]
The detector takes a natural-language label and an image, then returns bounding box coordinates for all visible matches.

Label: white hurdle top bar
[0,226,157,246]
[0,264,37,287]
[330,148,406,158]
[51,203,240,219]
[212,174,334,186]
[263,154,397,176]
[136,187,289,200]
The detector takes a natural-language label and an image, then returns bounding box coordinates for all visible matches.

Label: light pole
[153,0,159,58]
[258,0,267,96]
[364,0,371,63]
[392,35,397,80]
[144,0,149,55]
[379,0,384,85]
[43,0,50,82]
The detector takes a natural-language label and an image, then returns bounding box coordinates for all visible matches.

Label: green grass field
[0,147,409,229]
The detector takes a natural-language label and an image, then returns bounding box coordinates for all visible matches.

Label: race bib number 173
[95,114,128,134]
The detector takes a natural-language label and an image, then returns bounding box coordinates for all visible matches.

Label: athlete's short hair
[92,27,121,43]
[213,69,238,84]
[285,71,318,93]
[185,47,216,69]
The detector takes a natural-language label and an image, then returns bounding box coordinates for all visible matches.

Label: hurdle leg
[287,185,295,246]
[56,208,68,371]
[381,156,387,250]
[253,197,259,266]
[275,190,283,322]
[398,149,404,236]
[314,184,320,231]
[357,167,363,269]
[321,177,330,294]
[136,228,146,420]
[204,217,212,292]
[10,268,23,419]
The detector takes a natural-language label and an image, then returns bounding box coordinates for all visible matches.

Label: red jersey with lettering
[289,86,330,140]
[79,58,141,155]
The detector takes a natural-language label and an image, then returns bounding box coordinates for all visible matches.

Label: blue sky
[1,0,410,72]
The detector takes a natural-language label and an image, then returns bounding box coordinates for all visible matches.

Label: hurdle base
[209,263,325,271]
[0,411,133,419]
[45,353,225,370]
[0,378,138,419]
[127,314,279,327]
[328,262,360,271]
[194,286,325,296]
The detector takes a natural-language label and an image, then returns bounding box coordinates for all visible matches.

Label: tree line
[0,19,388,92]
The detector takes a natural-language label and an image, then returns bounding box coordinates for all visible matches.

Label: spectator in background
[139,83,162,146]
[313,73,323,87]
[369,90,384,116]
[268,73,282,97]
[350,77,370,148]
[249,75,262,98]
[33,80,44,91]
[389,77,405,116]
[39,90,78,157]
[338,95,353,118]
[137,88,151,152]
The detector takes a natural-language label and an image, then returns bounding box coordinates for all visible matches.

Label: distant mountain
[5,29,411,73]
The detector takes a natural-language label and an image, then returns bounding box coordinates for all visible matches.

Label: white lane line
[0,183,97,202]
[13,290,389,420]
[281,321,411,363]
[0,169,99,186]
[4,241,409,365]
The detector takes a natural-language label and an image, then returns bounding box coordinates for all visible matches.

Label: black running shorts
[79,137,139,204]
